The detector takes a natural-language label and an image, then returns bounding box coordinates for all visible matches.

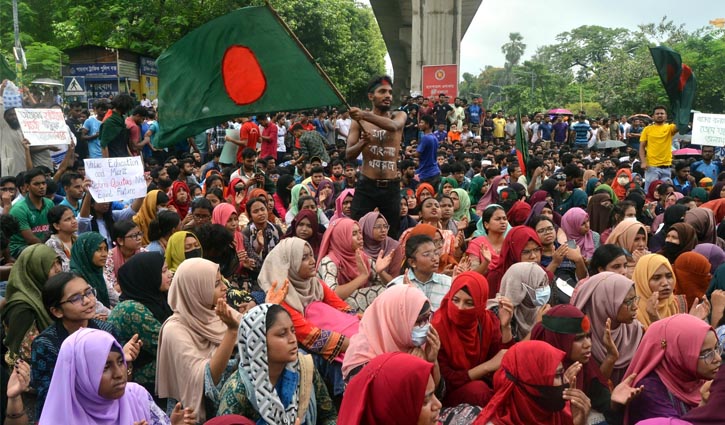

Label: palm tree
[501,32,526,85]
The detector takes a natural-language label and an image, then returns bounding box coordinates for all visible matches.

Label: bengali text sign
[692,113,725,147]
[84,157,147,203]
[15,108,71,146]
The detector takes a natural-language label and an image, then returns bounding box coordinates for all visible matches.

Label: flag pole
[264,0,351,110]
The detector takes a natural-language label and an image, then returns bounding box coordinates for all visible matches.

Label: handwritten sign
[83,157,147,203]
[15,108,72,146]
[692,113,725,147]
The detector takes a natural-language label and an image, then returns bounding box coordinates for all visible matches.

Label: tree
[501,32,526,85]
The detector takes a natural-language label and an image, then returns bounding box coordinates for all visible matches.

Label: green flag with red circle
[155,5,345,147]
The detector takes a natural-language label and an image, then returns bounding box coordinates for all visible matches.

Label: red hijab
[317,218,370,285]
[431,271,501,370]
[338,352,434,425]
[486,226,543,295]
[415,183,436,204]
[475,340,572,425]
[168,180,190,219]
[612,168,632,201]
[226,177,244,212]
[647,179,665,202]
[506,201,531,226]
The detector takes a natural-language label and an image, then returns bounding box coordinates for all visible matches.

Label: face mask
[661,242,680,257]
[185,248,202,259]
[617,176,630,186]
[507,371,567,412]
[411,323,430,347]
[534,286,551,307]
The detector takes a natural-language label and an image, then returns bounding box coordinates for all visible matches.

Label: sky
[365,0,721,76]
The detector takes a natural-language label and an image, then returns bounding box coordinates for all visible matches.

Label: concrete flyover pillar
[410,0,462,93]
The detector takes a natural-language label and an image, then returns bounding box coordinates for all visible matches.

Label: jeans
[351,176,401,238]
[644,166,672,192]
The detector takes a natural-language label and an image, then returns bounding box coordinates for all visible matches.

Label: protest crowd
[2,72,725,425]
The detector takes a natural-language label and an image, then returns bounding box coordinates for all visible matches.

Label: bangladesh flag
[649,46,696,134]
[515,113,530,180]
[155,5,345,147]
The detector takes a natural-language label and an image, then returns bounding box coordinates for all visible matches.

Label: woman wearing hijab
[633,254,689,330]
[314,179,336,217]
[156,258,242,421]
[360,211,399,277]
[531,216,589,291]
[168,180,191,220]
[107,252,173,395]
[416,183,436,206]
[466,205,509,274]
[607,219,651,271]
[468,175,487,205]
[709,181,725,200]
[586,177,601,197]
[432,271,513,407]
[647,180,665,202]
[212,202,247,268]
[625,314,721,424]
[342,284,437,381]
[488,262,550,342]
[284,184,311,225]
[572,272,644,386]
[680,364,725,424]
[506,200,531,226]
[685,208,725,248]
[475,175,504,215]
[317,217,383,312]
[612,169,633,201]
[451,187,472,224]
[485,226,546,295]
[132,190,168,245]
[657,222,698,265]
[594,184,618,205]
[70,232,112,309]
[649,204,688,253]
[338,352,442,425]
[693,243,725,275]
[259,237,358,398]
[217,304,337,424]
[588,193,614,235]
[558,188,590,215]
[2,245,61,366]
[561,208,598,261]
[242,196,283,280]
[284,209,323,257]
[473,340,591,425]
[531,305,620,424]
[394,223,458,276]
[38,328,193,425]
[104,220,146,301]
[165,230,203,272]
[673,252,712,311]
[330,188,355,224]
[274,173,296,218]
[438,176,458,195]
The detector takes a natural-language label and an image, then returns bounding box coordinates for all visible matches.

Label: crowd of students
[2,77,725,424]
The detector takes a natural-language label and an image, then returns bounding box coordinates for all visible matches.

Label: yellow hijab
[632,253,680,329]
[165,231,202,272]
[133,189,161,245]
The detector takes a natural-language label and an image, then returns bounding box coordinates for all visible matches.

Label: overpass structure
[369,0,482,98]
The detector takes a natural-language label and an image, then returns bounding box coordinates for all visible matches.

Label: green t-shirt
[9,196,55,257]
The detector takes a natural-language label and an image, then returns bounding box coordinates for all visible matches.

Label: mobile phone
[566,240,577,249]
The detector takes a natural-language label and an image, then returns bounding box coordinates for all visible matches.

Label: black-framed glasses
[536,226,555,235]
[699,345,723,365]
[59,287,97,306]
[125,232,143,240]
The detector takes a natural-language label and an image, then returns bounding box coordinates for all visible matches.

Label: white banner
[15,108,72,146]
[83,157,147,203]
[692,112,725,147]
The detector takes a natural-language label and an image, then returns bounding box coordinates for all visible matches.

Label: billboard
[422,64,458,101]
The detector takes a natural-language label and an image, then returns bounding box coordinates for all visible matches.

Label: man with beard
[8,167,55,257]
[149,165,172,191]
[346,75,407,237]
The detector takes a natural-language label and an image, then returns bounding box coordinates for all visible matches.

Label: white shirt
[277,125,287,153]
[335,118,352,140]
[140,99,152,108]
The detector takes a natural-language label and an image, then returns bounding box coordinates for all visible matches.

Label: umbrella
[548,108,573,115]
[628,114,652,124]
[30,78,62,86]
[673,148,701,156]
[595,140,627,149]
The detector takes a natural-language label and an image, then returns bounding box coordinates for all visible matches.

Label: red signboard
[422,64,458,101]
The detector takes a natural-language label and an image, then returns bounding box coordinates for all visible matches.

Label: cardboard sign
[692,112,725,147]
[84,157,147,203]
[15,108,72,146]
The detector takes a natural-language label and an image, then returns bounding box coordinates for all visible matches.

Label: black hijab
[117,252,172,323]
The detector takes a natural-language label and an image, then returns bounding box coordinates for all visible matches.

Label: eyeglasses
[194,213,211,220]
[59,287,97,306]
[373,224,390,231]
[0,187,16,192]
[125,232,144,240]
[418,249,442,259]
[699,345,723,365]
[536,226,555,235]
[623,295,640,310]
[521,247,542,257]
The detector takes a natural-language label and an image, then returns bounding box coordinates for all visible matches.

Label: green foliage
[1,0,385,105]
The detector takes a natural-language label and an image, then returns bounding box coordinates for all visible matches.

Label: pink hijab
[331,188,355,223]
[317,217,370,286]
[341,284,428,378]
[561,207,596,259]
[212,203,244,251]
[625,314,713,408]
[39,328,150,425]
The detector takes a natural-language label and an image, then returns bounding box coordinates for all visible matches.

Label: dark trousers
[351,176,401,238]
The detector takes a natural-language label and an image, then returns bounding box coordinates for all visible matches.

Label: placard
[422,64,458,101]
[83,157,147,203]
[692,113,725,147]
[15,108,72,146]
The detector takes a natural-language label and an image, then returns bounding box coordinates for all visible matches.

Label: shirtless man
[346,75,407,238]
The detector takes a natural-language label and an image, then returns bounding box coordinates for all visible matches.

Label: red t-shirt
[237,121,260,163]
[261,123,278,158]
[124,116,141,156]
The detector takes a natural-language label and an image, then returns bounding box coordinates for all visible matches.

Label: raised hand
[689,297,711,321]
[266,279,289,304]
[535,303,552,323]
[123,334,142,362]
[424,326,441,363]
[170,402,196,425]
[646,291,660,323]
[215,298,240,330]
[375,250,394,274]
[563,361,591,425]
[403,268,415,286]
[610,373,644,406]
[497,296,514,328]
[603,318,619,360]
[7,358,30,399]
[355,249,370,277]
[453,255,471,278]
